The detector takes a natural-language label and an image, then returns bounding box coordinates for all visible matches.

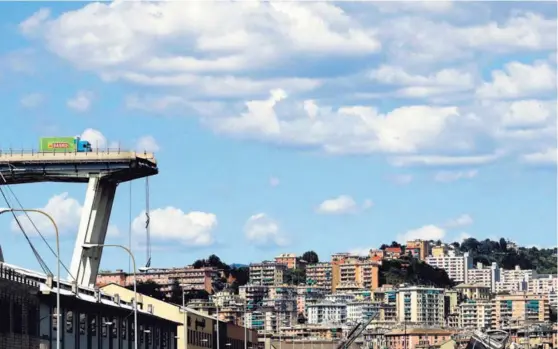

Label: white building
[494,265,535,293]
[467,262,501,292]
[396,286,445,327]
[307,302,347,325]
[325,293,355,304]
[458,299,492,330]
[426,252,473,283]
[528,274,558,295]
[346,301,385,324]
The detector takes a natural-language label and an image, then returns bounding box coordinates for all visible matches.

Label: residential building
[96,266,221,294]
[238,285,268,309]
[248,261,287,286]
[306,262,332,288]
[275,253,298,269]
[455,284,491,301]
[396,286,445,327]
[346,301,396,324]
[383,328,455,349]
[296,286,327,316]
[425,252,473,283]
[495,265,535,293]
[467,262,501,292]
[492,293,549,329]
[458,299,492,330]
[384,247,402,259]
[406,240,431,260]
[331,254,379,292]
[431,245,447,258]
[307,302,347,325]
[527,274,558,296]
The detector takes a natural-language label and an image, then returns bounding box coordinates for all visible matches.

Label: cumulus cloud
[244,213,288,247]
[136,135,160,152]
[349,247,372,257]
[20,93,44,109]
[520,148,557,165]
[8,192,118,238]
[132,207,217,247]
[67,90,94,112]
[476,61,556,99]
[316,195,372,215]
[398,224,446,243]
[444,214,474,228]
[81,128,107,149]
[434,170,478,182]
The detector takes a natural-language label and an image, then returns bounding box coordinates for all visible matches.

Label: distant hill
[230,263,248,268]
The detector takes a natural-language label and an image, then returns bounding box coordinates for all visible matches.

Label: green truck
[39,136,92,153]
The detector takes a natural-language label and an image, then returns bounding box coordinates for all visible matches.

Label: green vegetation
[284,268,306,285]
[301,251,319,264]
[456,237,557,274]
[126,279,209,305]
[379,256,454,288]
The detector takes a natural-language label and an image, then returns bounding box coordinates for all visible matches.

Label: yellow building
[431,245,447,258]
[101,283,258,349]
[455,284,491,300]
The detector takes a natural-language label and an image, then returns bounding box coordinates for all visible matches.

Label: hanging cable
[128,181,132,274]
[145,177,151,268]
[0,183,52,276]
[0,171,75,280]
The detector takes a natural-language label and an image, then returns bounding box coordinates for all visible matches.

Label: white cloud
[67,91,94,112]
[316,195,357,215]
[20,93,44,108]
[81,128,107,149]
[132,207,217,247]
[398,224,446,243]
[348,247,372,257]
[10,192,81,236]
[244,213,288,247]
[391,154,499,167]
[476,61,556,99]
[269,177,280,187]
[390,174,414,185]
[434,170,478,182]
[136,135,160,152]
[520,148,557,165]
[7,193,119,239]
[445,214,474,228]
[457,232,471,242]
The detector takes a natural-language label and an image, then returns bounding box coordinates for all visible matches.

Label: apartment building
[406,240,431,260]
[492,293,549,329]
[346,301,397,324]
[425,252,473,283]
[296,286,327,316]
[527,274,558,295]
[306,262,332,288]
[431,245,447,258]
[396,286,445,327]
[97,266,220,294]
[458,299,492,330]
[384,246,402,259]
[331,254,379,292]
[495,265,535,293]
[248,261,287,286]
[274,253,298,269]
[467,262,500,292]
[455,284,491,301]
[307,302,347,325]
[239,284,268,309]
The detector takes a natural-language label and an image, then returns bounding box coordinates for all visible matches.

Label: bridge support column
[70,176,117,288]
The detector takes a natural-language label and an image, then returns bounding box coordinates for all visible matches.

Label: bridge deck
[0,150,158,184]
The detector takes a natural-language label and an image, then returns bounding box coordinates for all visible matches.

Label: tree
[301,251,319,264]
[390,241,401,248]
[499,238,507,252]
[168,279,183,305]
[129,280,165,300]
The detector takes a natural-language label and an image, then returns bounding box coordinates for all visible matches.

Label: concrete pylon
[0,244,4,262]
[70,176,117,288]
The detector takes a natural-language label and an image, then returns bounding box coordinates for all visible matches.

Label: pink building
[96,266,221,294]
[383,328,455,349]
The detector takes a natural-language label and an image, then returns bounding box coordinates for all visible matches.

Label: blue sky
[0,1,556,275]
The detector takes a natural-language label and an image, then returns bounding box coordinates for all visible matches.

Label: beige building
[406,240,431,260]
[249,261,287,286]
[306,262,332,288]
[492,293,549,329]
[383,328,455,349]
[431,245,447,258]
[458,299,492,330]
[455,284,491,300]
[331,254,379,292]
[100,283,257,349]
[396,287,445,327]
[425,252,473,283]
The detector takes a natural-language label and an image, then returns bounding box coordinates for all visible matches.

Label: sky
[0,1,556,275]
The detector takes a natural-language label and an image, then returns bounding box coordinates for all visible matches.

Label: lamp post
[82,243,138,349]
[182,289,187,349]
[0,208,60,349]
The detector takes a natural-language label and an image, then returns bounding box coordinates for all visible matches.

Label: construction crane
[336,309,381,349]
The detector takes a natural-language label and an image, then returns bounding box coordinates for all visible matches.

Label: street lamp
[82,243,138,349]
[0,208,60,349]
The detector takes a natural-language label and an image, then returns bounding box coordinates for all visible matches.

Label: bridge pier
[70,176,117,288]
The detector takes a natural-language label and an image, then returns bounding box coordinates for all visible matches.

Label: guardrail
[0,148,157,162]
[0,263,41,288]
[0,148,153,156]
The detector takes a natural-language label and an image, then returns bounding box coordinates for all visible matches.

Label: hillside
[379,256,454,288]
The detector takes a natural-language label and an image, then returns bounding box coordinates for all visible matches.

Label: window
[121,318,127,340]
[79,313,86,335]
[52,307,58,332]
[130,322,135,341]
[66,311,74,333]
[102,317,108,337]
[112,317,117,337]
[90,315,97,336]
[140,325,144,343]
